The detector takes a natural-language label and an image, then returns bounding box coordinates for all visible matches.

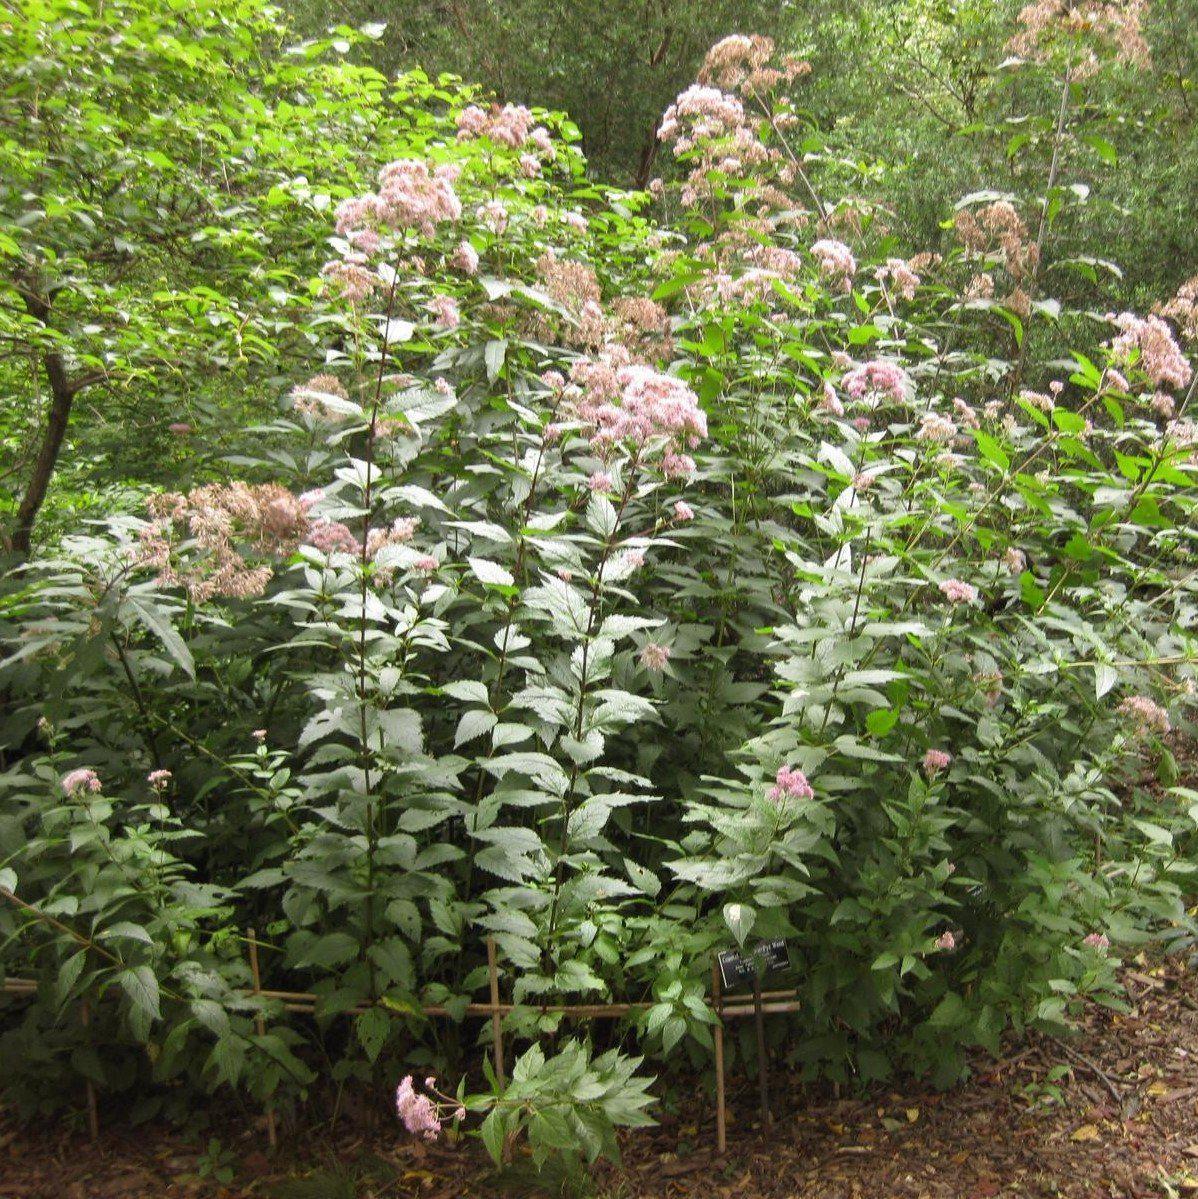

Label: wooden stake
[753,971,772,1125]
[80,999,99,1143]
[711,958,726,1155]
[486,937,505,1088]
[248,929,278,1151]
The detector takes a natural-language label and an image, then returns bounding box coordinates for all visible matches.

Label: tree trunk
[10,349,76,557]
[634,122,660,189]
[8,286,101,558]
[633,26,673,189]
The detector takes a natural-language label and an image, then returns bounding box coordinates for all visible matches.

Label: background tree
[293,0,791,182]
[0,0,404,554]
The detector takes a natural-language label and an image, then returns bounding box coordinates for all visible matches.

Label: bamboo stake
[80,999,99,1143]
[486,937,505,1088]
[711,957,726,1155]
[247,929,278,1151]
[752,971,772,1125]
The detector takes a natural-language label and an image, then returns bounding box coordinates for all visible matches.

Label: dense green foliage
[291,0,1198,304]
[1,0,1196,1189]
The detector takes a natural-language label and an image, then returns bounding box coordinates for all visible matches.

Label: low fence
[1,922,797,1154]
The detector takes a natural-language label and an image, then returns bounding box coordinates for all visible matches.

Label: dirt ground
[5,960,1198,1198]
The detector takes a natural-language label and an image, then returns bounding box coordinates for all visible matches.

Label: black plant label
[717,939,789,990]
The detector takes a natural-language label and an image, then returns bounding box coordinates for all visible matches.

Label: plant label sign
[717,939,789,990]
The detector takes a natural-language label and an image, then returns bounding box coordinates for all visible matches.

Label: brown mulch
[5,961,1198,1198]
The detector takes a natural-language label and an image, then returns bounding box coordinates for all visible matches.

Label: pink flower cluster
[639,643,671,672]
[1159,274,1198,343]
[563,351,706,473]
[375,159,463,233]
[1010,0,1151,74]
[304,512,421,563]
[1082,932,1111,951]
[922,749,952,775]
[1117,694,1171,734]
[810,239,856,291]
[917,412,958,445]
[452,240,479,275]
[366,515,420,559]
[291,374,351,422]
[456,103,551,152]
[938,579,978,605]
[1108,312,1192,391]
[320,253,377,304]
[658,85,746,148]
[426,294,461,330]
[476,199,509,235]
[1166,419,1197,452]
[657,82,777,210]
[698,34,810,94]
[935,930,957,951]
[954,200,1036,282]
[768,765,814,802]
[876,257,920,300]
[395,1076,441,1141]
[841,359,909,403]
[306,519,359,556]
[140,483,309,601]
[322,158,465,301]
[61,768,101,796]
[147,769,172,791]
[1150,392,1175,419]
[333,159,462,241]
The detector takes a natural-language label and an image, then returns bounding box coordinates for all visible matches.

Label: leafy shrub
[1,0,1196,1182]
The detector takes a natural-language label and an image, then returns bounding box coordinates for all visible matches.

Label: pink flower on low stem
[923,749,952,775]
[673,500,695,522]
[252,729,267,743]
[935,930,956,951]
[395,1076,441,1142]
[588,471,614,493]
[147,769,172,791]
[768,765,814,803]
[1083,932,1110,951]
[414,554,439,574]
